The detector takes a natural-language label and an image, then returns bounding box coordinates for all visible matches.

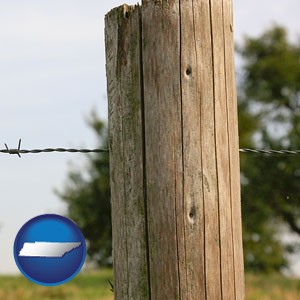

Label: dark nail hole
[189,212,194,218]
[125,11,129,18]
[186,66,192,76]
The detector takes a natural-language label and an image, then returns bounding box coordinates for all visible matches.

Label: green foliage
[57,113,111,267]
[238,25,300,272]
[239,26,300,107]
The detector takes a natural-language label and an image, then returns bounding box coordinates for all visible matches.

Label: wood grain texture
[210,0,236,298]
[105,8,128,299]
[142,1,182,299]
[105,5,149,300]
[223,0,245,298]
[183,1,223,299]
[180,0,220,299]
[105,0,244,299]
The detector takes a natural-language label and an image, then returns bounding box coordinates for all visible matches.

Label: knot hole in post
[189,207,196,224]
[185,65,192,78]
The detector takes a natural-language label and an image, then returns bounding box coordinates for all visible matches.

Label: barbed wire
[1,139,108,158]
[1,139,300,157]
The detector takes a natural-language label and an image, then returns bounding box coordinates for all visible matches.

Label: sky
[0,0,299,275]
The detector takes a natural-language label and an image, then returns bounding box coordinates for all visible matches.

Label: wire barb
[4,139,22,157]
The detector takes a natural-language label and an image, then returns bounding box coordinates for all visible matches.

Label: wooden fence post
[105,0,245,299]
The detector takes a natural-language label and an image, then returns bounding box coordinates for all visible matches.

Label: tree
[57,113,111,266]
[238,25,300,272]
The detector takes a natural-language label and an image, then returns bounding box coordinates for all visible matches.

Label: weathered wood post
[105,0,244,299]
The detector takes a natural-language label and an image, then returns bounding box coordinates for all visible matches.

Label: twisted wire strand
[0,139,109,157]
[1,148,109,154]
[1,138,300,156]
[1,148,300,156]
[239,148,300,155]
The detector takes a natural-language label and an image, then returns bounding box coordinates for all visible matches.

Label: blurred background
[0,0,300,299]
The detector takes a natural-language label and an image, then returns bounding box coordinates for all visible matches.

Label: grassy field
[245,273,300,300]
[0,269,114,300]
[0,269,300,299]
